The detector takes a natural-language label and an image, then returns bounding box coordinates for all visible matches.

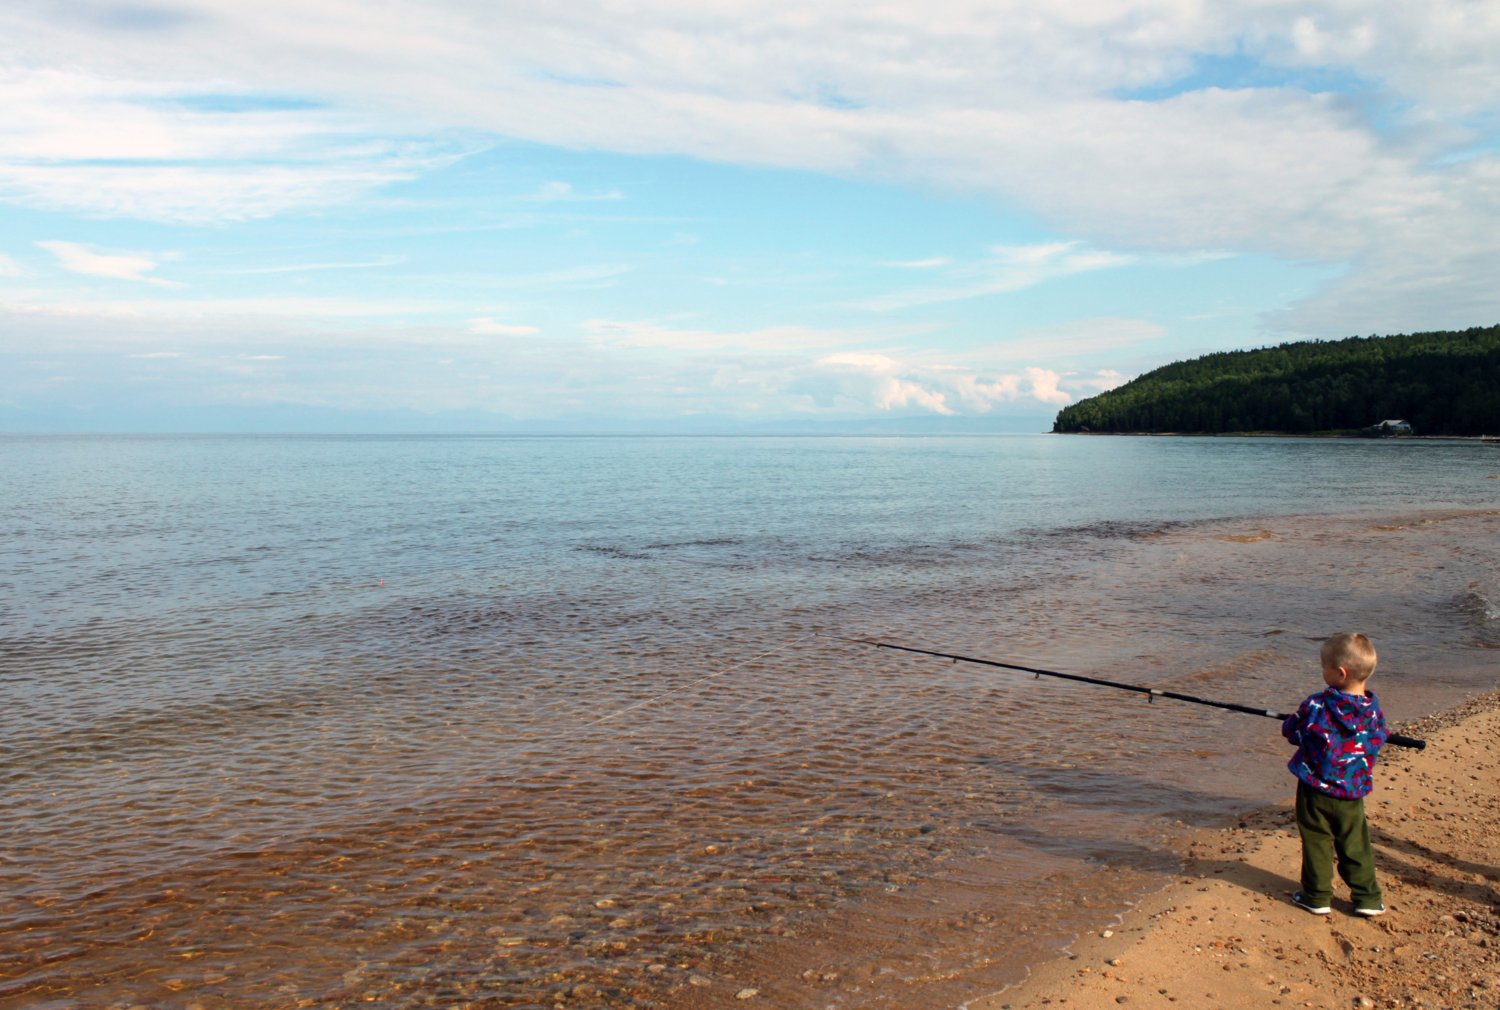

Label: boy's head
[1321,633,1377,690]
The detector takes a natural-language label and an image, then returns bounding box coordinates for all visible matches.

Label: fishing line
[824,634,1427,750]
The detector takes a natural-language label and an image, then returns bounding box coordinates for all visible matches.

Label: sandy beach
[967,688,1500,1010]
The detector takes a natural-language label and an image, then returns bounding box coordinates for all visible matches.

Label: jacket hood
[1322,686,1379,734]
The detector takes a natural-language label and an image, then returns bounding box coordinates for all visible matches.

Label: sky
[2,0,1498,429]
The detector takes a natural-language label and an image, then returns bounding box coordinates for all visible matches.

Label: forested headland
[1053,325,1500,436]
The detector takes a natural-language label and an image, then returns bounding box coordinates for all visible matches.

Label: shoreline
[1053,431,1488,441]
[966,686,1500,1010]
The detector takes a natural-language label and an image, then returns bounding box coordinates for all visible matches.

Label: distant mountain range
[0,404,1054,435]
[1053,325,1500,436]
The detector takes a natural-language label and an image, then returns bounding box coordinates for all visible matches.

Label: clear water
[4,433,1500,1010]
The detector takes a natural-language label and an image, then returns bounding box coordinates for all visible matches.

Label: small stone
[820,972,839,982]
[1356,997,1375,1009]
[735,989,759,999]
[595,899,617,909]
[647,964,666,973]
[1116,999,1129,1005]
[1102,930,1114,938]
[1108,958,1123,967]
[689,975,711,987]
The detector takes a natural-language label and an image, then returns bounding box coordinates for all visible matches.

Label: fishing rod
[831,636,1427,750]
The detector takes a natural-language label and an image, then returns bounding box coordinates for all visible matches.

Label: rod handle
[1387,733,1426,751]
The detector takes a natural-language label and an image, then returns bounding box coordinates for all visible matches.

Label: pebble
[689,975,711,987]
[1108,958,1123,966]
[1102,930,1114,937]
[1116,998,1129,1004]
[735,988,759,999]
[1355,997,1375,1009]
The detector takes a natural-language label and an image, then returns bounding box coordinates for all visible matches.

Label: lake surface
[4,433,1500,1010]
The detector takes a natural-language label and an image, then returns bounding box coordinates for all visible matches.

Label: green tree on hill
[1052,325,1500,436]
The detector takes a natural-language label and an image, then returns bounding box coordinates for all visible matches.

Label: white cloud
[38,240,185,287]
[812,352,956,414]
[469,318,540,336]
[1068,369,1129,395]
[0,306,1086,418]
[493,264,633,287]
[0,67,462,221]
[857,243,1135,310]
[529,181,622,201]
[128,351,180,358]
[0,254,20,277]
[0,293,443,320]
[978,317,1168,360]
[228,256,405,274]
[581,318,876,351]
[3,1,1500,332]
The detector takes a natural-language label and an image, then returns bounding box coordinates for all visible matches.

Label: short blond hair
[1322,633,1377,680]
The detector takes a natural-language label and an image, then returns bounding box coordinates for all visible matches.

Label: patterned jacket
[1283,687,1388,800]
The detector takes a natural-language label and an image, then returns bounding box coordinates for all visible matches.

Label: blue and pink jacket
[1283,687,1388,800]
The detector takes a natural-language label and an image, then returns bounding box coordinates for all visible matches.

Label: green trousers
[1295,781,1382,909]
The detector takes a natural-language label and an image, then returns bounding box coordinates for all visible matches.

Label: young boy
[1282,632,1389,916]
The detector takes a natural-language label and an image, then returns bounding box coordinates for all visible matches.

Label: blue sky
[2,1,1497,427]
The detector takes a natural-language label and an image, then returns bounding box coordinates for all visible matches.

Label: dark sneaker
[1292,891,1331,915]
[1354,904,1386,917]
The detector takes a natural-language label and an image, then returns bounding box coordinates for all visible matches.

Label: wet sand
[966,687,1500,1010]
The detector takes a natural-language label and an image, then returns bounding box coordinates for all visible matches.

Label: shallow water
[4,434,1500,1009]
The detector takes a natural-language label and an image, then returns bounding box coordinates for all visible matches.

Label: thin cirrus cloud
[581,318,886,351]
[37,240,185,287]
[969,317,1170,361]
[528,181,622,202]
[469,318,541,336]
[856,243,1136,311]
[227,256,405,274]
[0,67,463,221]
[491,264,633,288]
